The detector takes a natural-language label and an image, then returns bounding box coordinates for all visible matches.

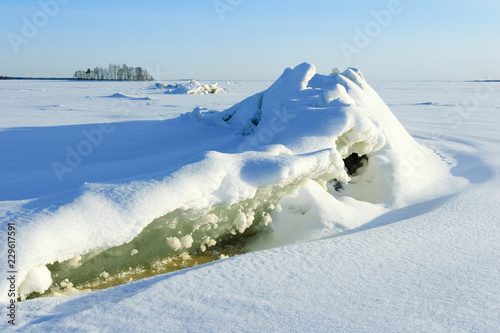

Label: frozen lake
[1,69,499,332]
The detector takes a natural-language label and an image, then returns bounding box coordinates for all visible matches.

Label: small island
[73,63,154,81]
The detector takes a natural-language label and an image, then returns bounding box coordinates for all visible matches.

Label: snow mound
[104,92,152,100]
[201,63,450,205]
[0,63,453,301]
[156,80,228,94]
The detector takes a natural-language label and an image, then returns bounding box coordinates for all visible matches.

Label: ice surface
[1,67,499,331]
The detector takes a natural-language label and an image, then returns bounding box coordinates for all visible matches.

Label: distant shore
[466,80,500,83]
[1,77,499,82]
[0,77,138,81]
[0,77,73,80]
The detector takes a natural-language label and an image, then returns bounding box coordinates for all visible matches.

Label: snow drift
[0,63,452,301]
[103,92,152,100]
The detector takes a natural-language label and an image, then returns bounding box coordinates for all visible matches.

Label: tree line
[73,64,154,81]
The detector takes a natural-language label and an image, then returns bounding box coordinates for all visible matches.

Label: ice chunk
[18,265,52,300]
[68,254,82,268]
[234,212,247,233]
[180,235,194,248]
[166,237,182,251]
[157,80,228,94]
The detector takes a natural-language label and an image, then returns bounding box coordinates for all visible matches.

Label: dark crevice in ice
[344,153,367,176]
[331,153,368,191]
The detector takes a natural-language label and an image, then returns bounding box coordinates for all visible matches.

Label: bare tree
[135,67,143,81]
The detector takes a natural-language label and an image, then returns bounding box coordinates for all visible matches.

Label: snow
[17,266,52,301]
[103,92,153,100]
[0,65,499,331]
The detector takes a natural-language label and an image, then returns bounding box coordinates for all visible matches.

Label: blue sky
[0,0,499,81]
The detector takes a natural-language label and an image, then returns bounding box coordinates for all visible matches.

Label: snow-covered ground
[0,65,499,332]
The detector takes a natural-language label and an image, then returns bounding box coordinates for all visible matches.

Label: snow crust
[1,64,454,302]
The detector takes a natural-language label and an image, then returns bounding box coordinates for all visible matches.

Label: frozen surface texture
[0,65,498,332]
